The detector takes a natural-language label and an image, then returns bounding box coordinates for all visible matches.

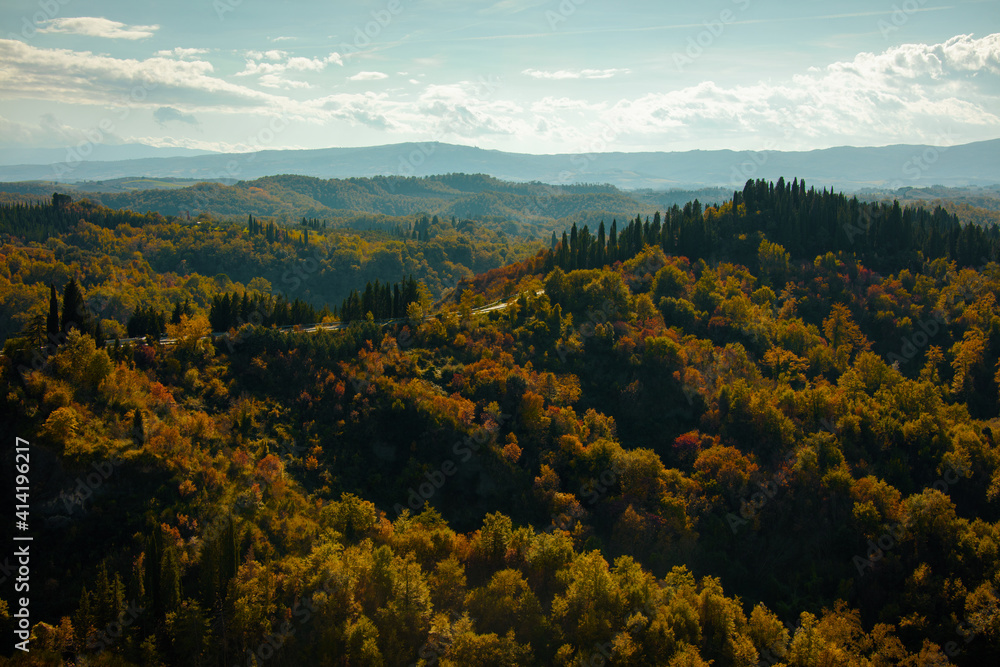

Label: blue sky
[0,0,998,155]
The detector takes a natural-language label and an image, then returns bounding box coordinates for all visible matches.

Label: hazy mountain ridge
[0,143,216,166]
[1,139,997,189]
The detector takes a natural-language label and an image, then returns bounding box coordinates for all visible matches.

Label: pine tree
[47,283,60,340]
[133,409,145,445]
[75,586,94,644]
[163,557,181,617]
[128,305,142,338]
[95,562,113,627]
[146,530,163,621]
[557,232,569,267]
[569,223,578,269]
[221,516,238,588]
[597,221,606,266]
[61,278,86,334]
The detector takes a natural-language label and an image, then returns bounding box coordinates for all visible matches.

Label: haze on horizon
[0,0,998,158]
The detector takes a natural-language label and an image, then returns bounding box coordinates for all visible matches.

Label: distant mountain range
[0,143,215,167]
[1,139,997,190]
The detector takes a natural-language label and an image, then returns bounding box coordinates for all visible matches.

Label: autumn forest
[2,175,1000,666]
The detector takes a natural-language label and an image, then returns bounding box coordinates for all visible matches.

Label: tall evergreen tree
[47,283,60,340]
[596,221,606,267]
[61,278,85,334]
[569,223,579,269]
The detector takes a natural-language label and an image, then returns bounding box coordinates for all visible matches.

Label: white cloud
[123,134,303,153]
[522,68,630,80]
[308,92,396,129]
[409,82,528,138]
[603,33,1000,150]
[269,36,296,43]
[237,62,282,76]
[2,32,998,155]
[235,51,343,88]
[153,106,199,126]
[0,38,284,112]
[286,56,329,72]
[349,71,389,81]
[259,74,312,89]
[530,97,605,113]
[155,47,210,59]
[299,78,527,137]
[38,17,158,40]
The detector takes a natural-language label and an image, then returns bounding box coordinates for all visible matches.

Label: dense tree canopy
[2,177,1000,666]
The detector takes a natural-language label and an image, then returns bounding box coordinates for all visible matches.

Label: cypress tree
[597,221,606,266]
[569,223,578,269]
[133,408,145,444]
[558,232,569,267]
[146,530,163,621]
[75,587,94,641]
[61,278,86,334]
[47,283,60,340]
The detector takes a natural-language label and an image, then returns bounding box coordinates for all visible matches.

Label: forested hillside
[0,174,661,228]
[2,177,1000,666]
[0,194,534,346]
[864,185,1000,230]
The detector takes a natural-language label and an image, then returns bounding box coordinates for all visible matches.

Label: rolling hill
[0,173,731,228]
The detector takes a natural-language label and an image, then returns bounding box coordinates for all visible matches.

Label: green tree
[61,278,86,334]
[166,599,212,667]
[47,283,60,340]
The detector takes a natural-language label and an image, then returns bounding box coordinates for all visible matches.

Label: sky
[0,0,998,156]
